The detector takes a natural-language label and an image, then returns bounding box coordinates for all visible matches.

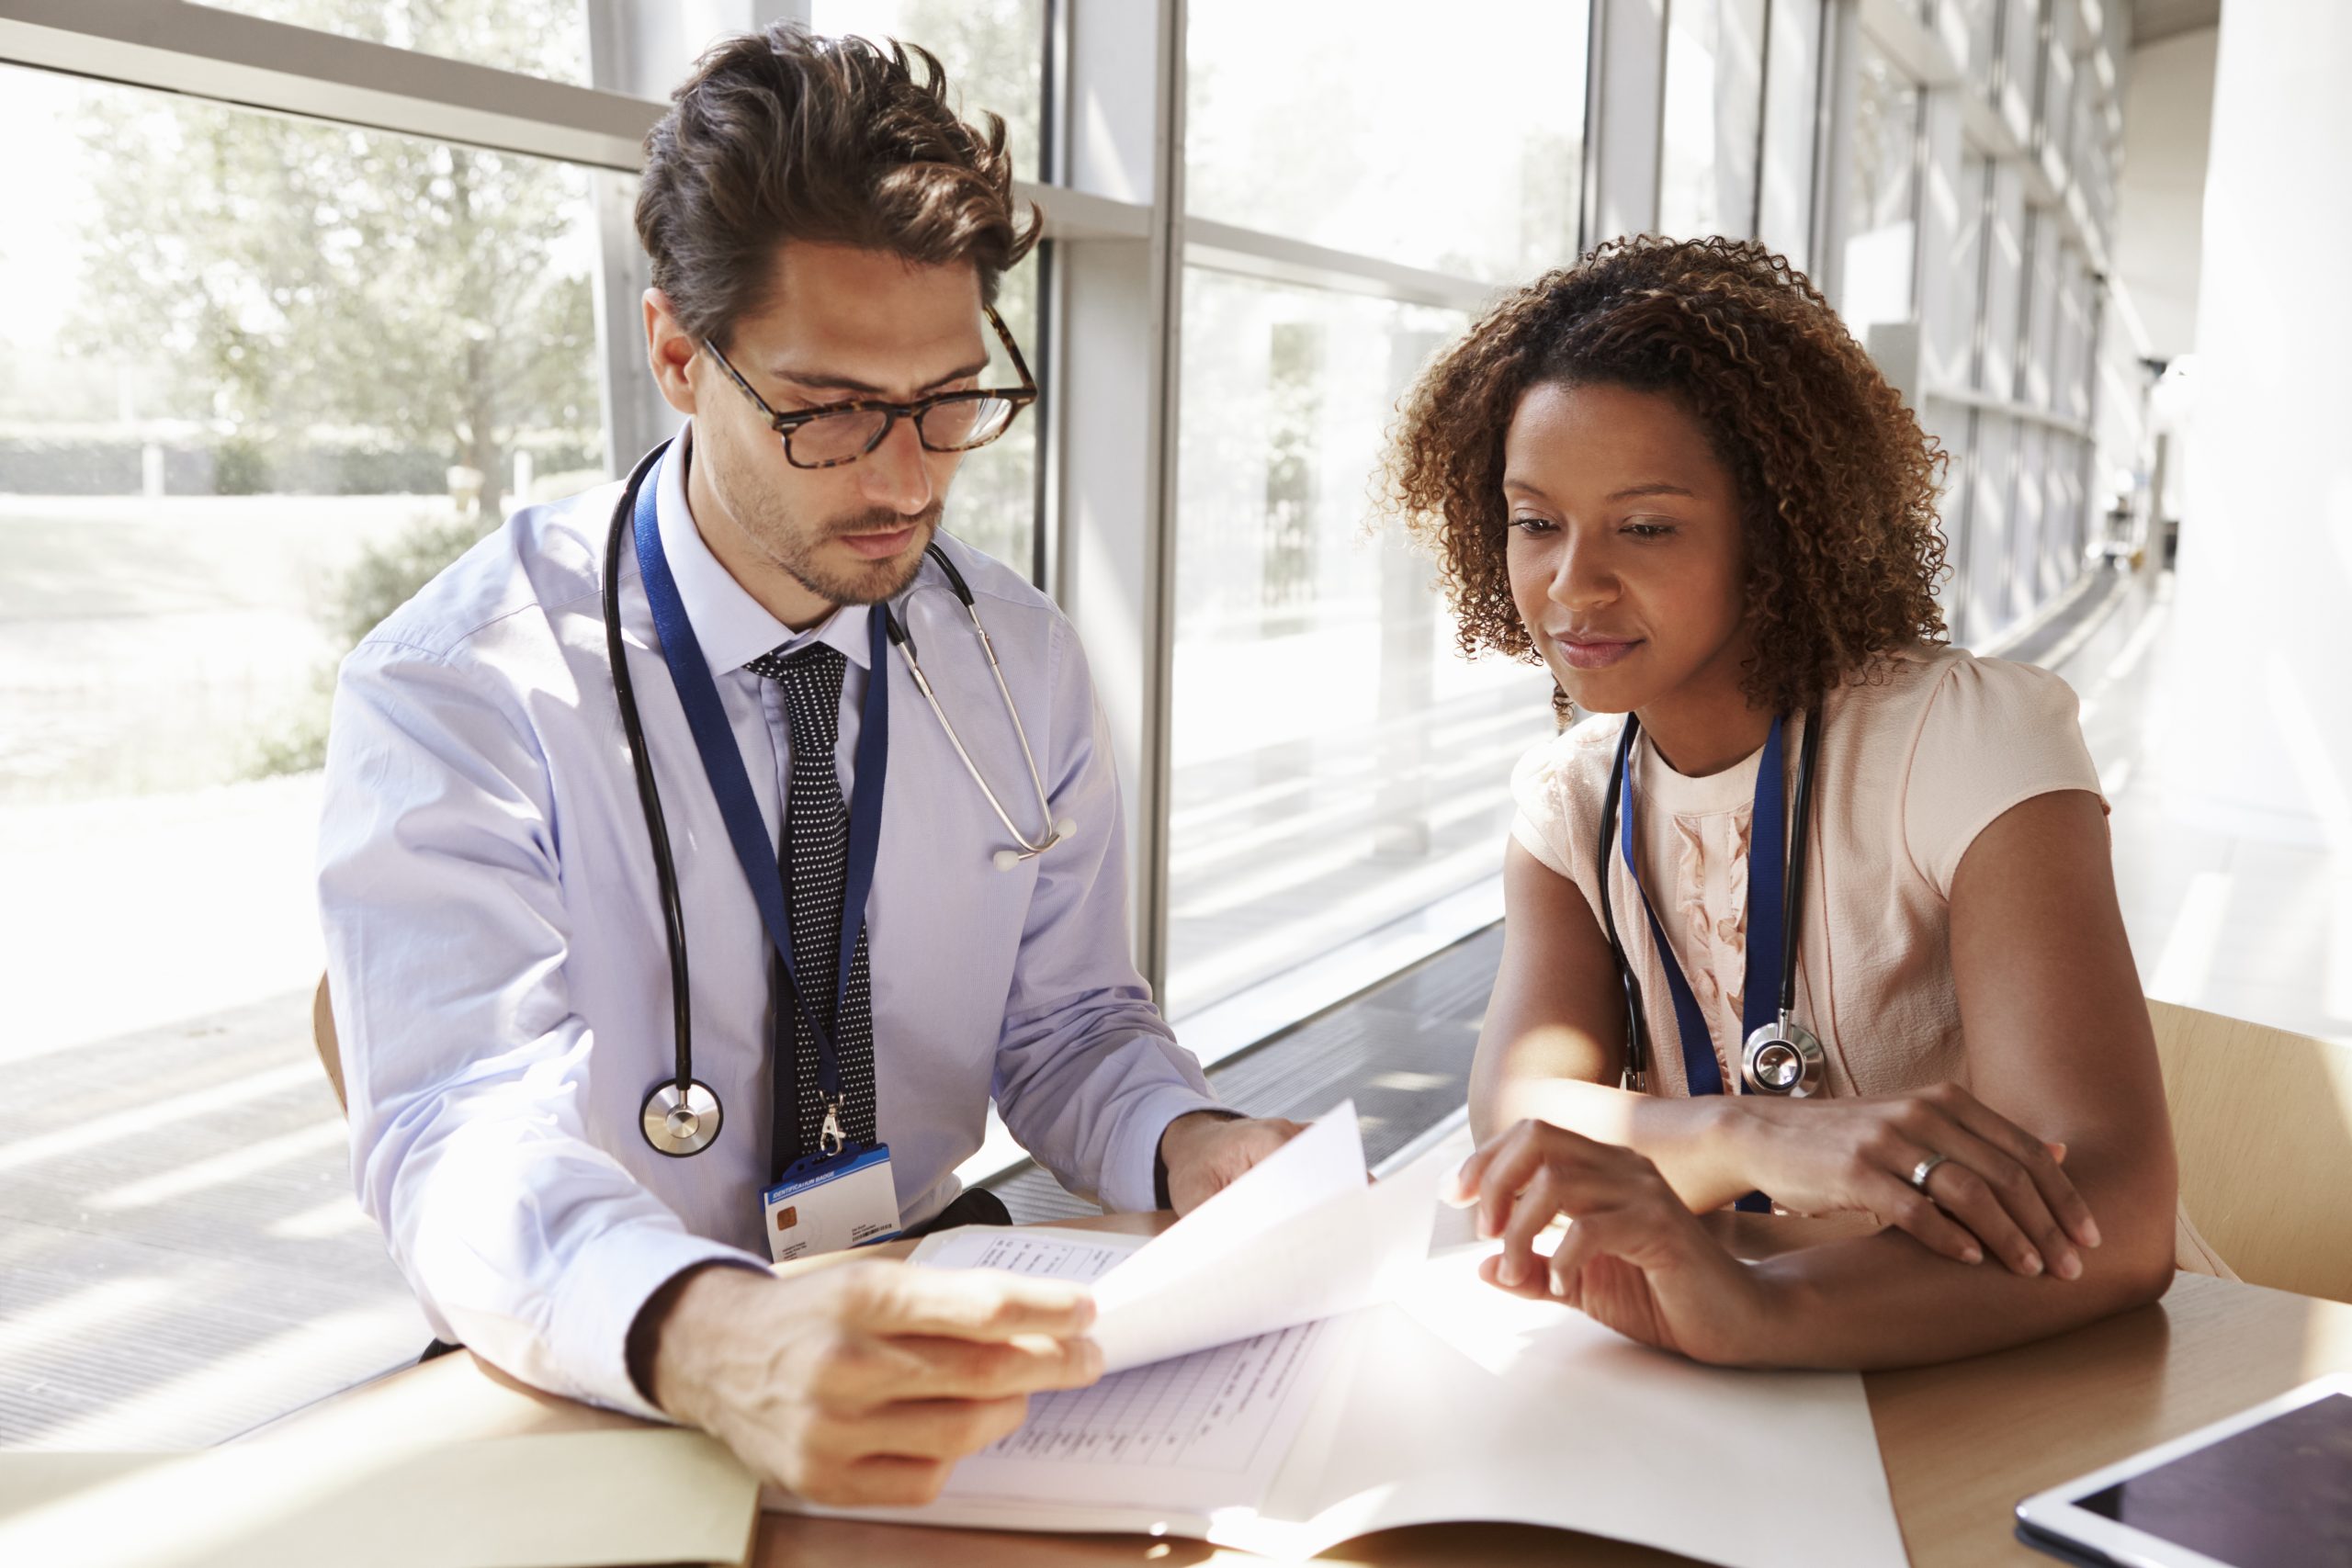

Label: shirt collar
[654,421,873,677]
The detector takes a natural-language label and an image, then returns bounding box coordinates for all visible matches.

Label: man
[318,28,1297,1506]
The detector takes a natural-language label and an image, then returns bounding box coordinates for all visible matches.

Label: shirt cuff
[1107,1087,1241,1214]
[548,1221,771,1422]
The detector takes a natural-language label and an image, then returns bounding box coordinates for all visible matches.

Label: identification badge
[761,1143,900,1263]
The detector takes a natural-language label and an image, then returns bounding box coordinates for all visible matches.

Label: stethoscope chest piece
[1741,1015,1826,1097]
[641,1078,723,1156]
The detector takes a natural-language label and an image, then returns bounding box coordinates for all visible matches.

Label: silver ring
[1907,1154,1951,1193]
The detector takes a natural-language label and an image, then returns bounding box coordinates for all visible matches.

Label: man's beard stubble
[768,499,944,609]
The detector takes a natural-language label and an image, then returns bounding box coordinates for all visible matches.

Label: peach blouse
[1508,644,2230,1275]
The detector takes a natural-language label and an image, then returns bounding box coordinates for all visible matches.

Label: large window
[0,61,609,1445]
[1841,38,1923,346]
[3,0,2145,1446]
[1657,0,1768,241]
[194,0,594,84]
[1164,274,1553,1015]
[1185,0,1589,279]
[810,0,1046,175]
[1168,2,1587,1017]
[808,2,1046,579]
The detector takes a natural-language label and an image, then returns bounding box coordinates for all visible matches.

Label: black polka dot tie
[745,641,876,1178]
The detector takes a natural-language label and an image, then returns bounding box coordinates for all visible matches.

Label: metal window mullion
[0,1,1151,244]
[1137,0,1187,992]
[1052,0,1184,988]
[0,0,656,169]
[1750,0,1777,238]
[1813,0,1859,304]
[1181,220,1496,316]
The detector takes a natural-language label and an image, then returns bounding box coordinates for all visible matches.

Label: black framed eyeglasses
[702,306,1038,471]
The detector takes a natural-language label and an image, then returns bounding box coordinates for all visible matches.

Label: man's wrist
[1153,1108,1245,1211]
[627,1260,759,1415]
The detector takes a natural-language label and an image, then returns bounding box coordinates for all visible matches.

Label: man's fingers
[827,1393,1033,1463]
[802,1453,955,1508]
[850,1262,1096,1340]
[890,1332,1104,1400]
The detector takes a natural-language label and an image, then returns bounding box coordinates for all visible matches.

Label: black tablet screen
[2075,1393,2352,1568]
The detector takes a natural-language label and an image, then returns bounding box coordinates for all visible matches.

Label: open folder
[781,1104,1905,1567]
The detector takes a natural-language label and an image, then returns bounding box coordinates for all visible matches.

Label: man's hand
[646,1260,1102,1506]
[1157,1111,1306,1213]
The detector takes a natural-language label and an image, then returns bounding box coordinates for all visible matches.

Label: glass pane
[1186,1,1590,280]
[1981,163,2027,397]
[1658,0,1769,241]
[1841,39,1921,344]
[810,0,1046,178]
[1757,0,1824,267]
[193,0,591,85]
[2020,216,2061,411]
[1965,412,2017,638]
[1923,145,1987,389]
[939,252,1041,578]
[0,62,608,1445]
[1959,0,2002,86]
[1167,272,1557,1017]
[2000,0,2040,135]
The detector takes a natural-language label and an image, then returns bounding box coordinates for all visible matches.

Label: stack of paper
[785,1102,1907,1567]
[919,1100,1441,1372]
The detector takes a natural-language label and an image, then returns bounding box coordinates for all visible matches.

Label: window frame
[3,0,2132,1001]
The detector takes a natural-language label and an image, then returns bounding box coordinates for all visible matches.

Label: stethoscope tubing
[605,437,1068,1152]
[603,442,697,1102]
[1776,709,1826,1026]
[1597,707,1823,1095]
[881,595,1063,863]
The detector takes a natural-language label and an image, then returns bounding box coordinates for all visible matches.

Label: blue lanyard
[1614,716,1792,1213]
[629,446,890,1109]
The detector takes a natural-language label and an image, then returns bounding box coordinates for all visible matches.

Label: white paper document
[1236,1244,1909,1566]
[775,1112,1907,1567]
[915,1103,1442,1374]
[1085,1104,1442,1371]
[806,1223,1347,1528]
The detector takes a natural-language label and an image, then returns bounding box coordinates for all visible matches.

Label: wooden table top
[272,1213,2352,1568]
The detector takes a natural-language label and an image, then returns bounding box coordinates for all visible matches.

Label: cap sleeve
[1510,733,1578,880]
[1902,655,2104,899]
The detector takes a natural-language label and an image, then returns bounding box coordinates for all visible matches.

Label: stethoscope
[1594,707,1828,1098]
[600,438,1074,1156]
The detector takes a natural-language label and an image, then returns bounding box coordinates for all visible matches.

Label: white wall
[2111,26,2216,361]
[2163,6,2352,847]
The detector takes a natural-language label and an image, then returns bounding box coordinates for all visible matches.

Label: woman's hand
[1444,1120,1783,1365]
[1726,1083,2100,1279]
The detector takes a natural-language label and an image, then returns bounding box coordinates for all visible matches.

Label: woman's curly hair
[1383,235,1948,718]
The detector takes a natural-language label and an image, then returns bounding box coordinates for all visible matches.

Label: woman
[1385,236,2213,1371]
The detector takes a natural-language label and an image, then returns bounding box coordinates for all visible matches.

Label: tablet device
[2014,1372,2352,1568]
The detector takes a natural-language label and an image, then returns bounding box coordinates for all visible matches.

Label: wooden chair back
[2148,998,2352,1303]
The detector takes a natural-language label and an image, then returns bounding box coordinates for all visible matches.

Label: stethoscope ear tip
[993,848,1022,872]
[1054,818,1077,840]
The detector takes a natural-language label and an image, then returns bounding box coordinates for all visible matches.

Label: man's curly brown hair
[1384,235,1948,718]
